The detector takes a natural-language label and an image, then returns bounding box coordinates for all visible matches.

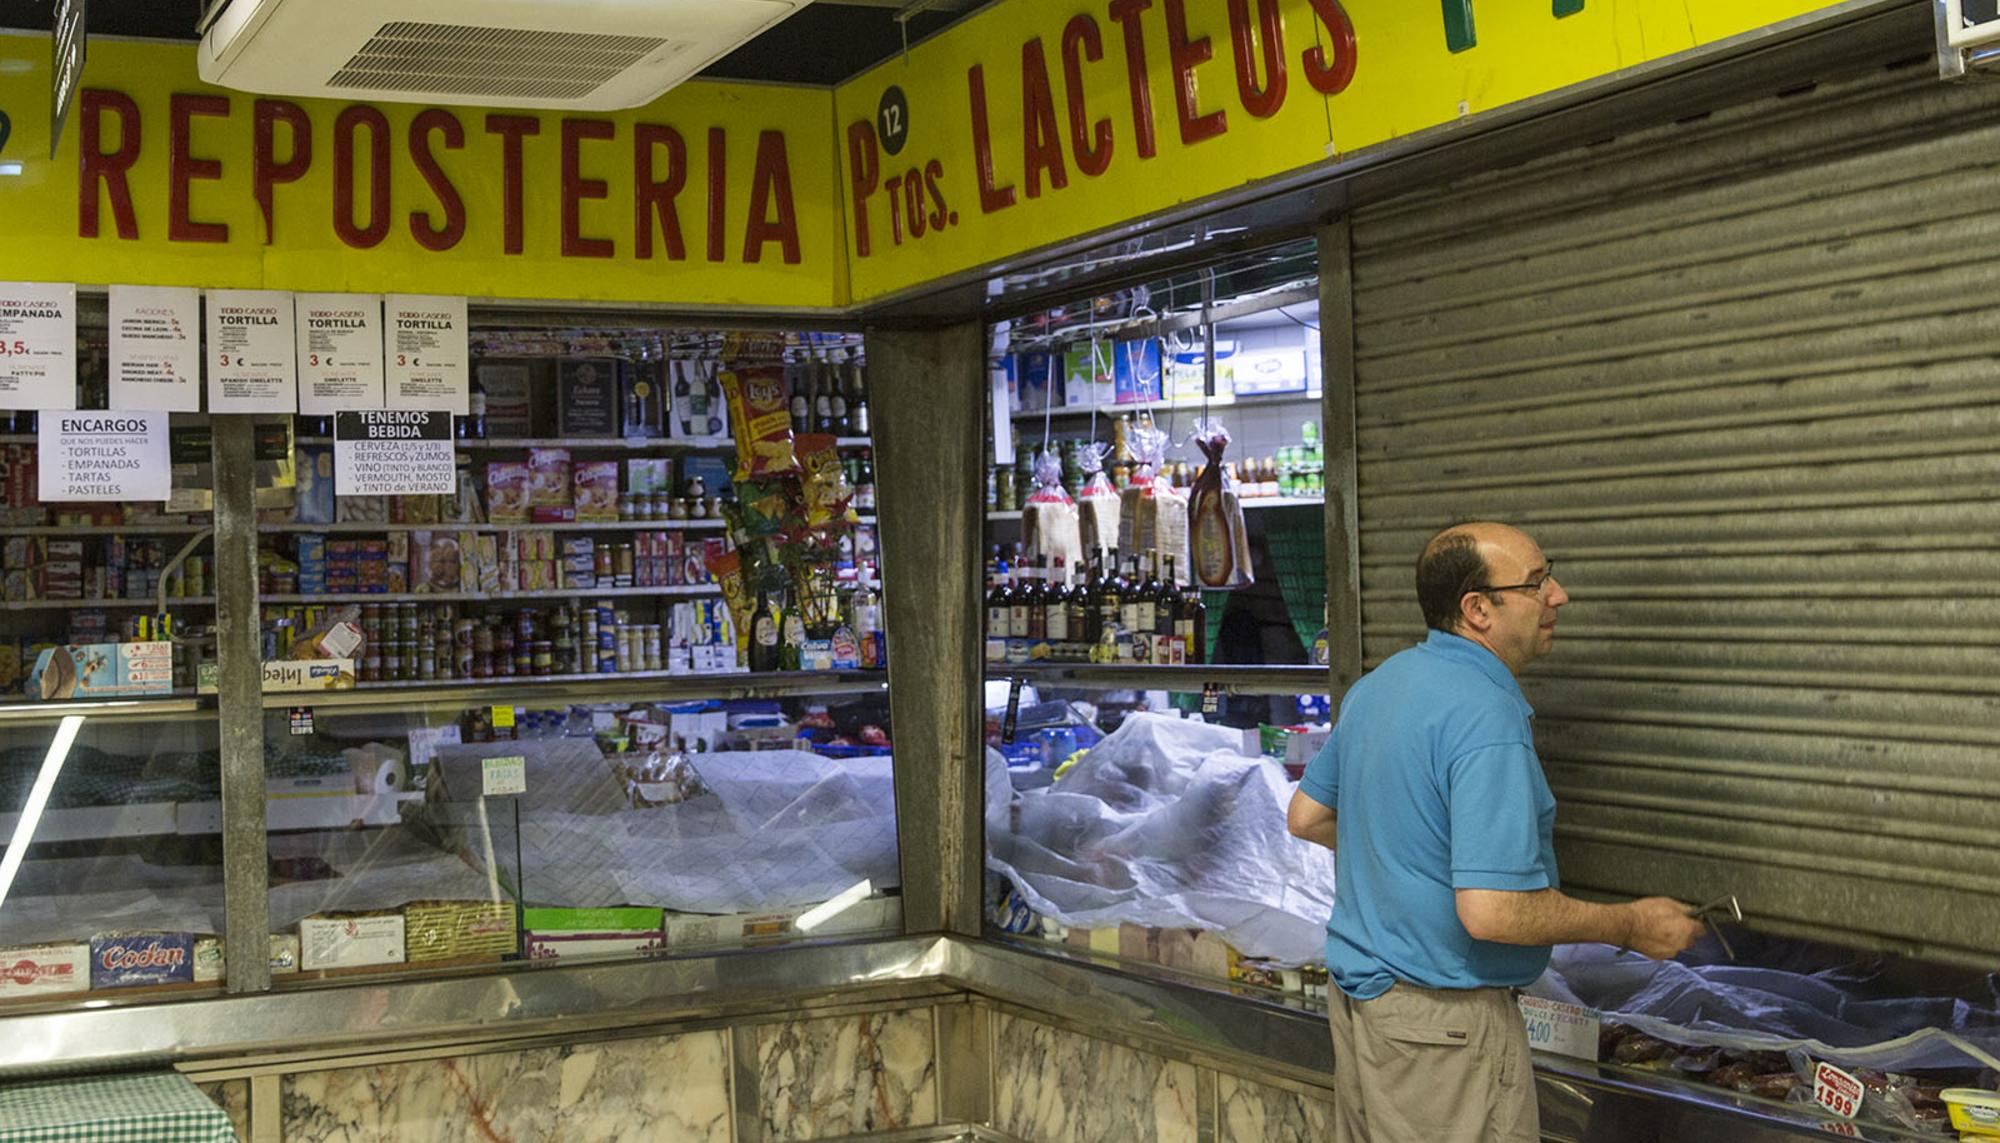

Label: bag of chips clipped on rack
[1076,441,1121,562]
[1021,447,1083,568]
[796,433,859,529]
[719,364,799,481]
[1117,420,1189,582]
[1188,420,1254,589]
[704,545,753,648]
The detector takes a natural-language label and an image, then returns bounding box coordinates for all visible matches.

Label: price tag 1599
[1812,1060,1863,1120]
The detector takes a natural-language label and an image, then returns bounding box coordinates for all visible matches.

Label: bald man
[1288,522,1701,1143]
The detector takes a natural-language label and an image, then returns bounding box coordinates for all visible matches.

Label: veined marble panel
[282,1028,729,1142]
[196,1078,248,1141]
[1217,1072,1336,1143]
[756,1008,938,1140]
[993,1013,1199,1143]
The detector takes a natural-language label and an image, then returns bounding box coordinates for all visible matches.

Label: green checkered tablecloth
[0,1072,235,1142]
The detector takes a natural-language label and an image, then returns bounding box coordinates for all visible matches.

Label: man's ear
[1459,591,1490,633]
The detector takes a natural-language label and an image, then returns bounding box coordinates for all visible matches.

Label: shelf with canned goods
[294,435,875,451]
[1007,390,1323,423]
[985,497,1321,524]
[0,524,214,536]
[259,586,722,605]
[1,596,216,611]
[259,520,731,535]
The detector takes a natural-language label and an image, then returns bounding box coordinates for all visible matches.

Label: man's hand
[1622,897,1705,960]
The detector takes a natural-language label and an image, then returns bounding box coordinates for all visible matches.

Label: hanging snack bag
[1188,420,1254,589]
[1076,442,1121,562]
[704,545,753,648]
[1021,448,1083,569]
[796,434,859,529]
[1117,420,1189,581]
[719,365,800,481]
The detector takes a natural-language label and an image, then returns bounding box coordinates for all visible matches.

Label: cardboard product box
[1016,352,1058,410]
[669,358,728,440]
[627,457,671,496]
[574,461,619,522]
[337,494,390,524]
[2,536,42,569]
[477,361,536,439]
[1063,343,1115,408]
[486,462,531,525]
[300,913,406,971]
[295,446,336,524]
[0,943,90,999]
[621,363,665,438]
[404,900,518,963]
[26,641,173,701]
[1230,346,1308,395]
[90,932,196,989]
[192,934,303,982]
[1113,338,1164,404]
[521,908,664,961]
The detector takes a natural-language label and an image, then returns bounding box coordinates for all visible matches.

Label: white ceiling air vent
[198,0,811,111]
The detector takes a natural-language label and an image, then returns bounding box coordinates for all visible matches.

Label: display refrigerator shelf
[0,790,420,844]
[259,520,729,534]
[1008,389,1322,422]
[988,662,1332,695]
[0,596,216,611]
[0,695,207,722]
[0,523,212,536]
[272,668,890,709]
[986,498,1324,523]
[260,585,721,605]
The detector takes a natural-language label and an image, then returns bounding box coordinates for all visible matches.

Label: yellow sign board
[832,0,1837,301]
[0,36,845,309]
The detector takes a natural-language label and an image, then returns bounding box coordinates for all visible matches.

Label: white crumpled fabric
[986,712,1336,964]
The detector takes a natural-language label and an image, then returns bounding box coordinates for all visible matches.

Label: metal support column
[212,416,271,992]
[867,322,987,938]
[1317,218,1363,697]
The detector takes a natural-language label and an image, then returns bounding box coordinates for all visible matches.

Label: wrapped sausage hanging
[1021,448,1083,569]
[1188,420,1254,589]
[1117,420,1190,584]
[1076,442,1121,563]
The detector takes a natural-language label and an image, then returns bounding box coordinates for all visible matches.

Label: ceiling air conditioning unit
[197,0,811,111]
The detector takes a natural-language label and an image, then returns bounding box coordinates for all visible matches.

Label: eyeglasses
[1466,561,1558,600]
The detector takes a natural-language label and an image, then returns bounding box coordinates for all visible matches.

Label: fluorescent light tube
[794,879,872,933]
[0,715,85,912]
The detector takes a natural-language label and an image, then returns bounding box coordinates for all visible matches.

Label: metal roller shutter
[1346,61,2000,967]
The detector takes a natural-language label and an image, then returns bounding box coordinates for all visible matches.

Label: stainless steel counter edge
[0,936,1920,1140]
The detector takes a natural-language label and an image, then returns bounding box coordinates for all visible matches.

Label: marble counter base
[993,1013,1199,1143]
[1217,1073,1336,1143]
[757,1008,938,1140]
[282,1028,730,1143]
[197,1078,248,1141]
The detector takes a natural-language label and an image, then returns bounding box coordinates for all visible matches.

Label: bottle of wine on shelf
[851,364,871,437]
[1181,583,1207,664]
[790,364,813,437]
[1157,556,1182,641]
[1045,556,1071,649]
[750,590,781,672]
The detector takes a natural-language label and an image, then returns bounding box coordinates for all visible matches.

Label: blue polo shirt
[1298,630,1558,999]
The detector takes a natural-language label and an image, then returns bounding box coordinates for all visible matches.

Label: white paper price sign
[295,293,385,414]
[333,410,454,496]
[206,289,297,413]
[1813,1061,1863,1120]
[0,281,77,410]
[483,755,527,797]
[109,285,201,412]
[38,412,171,502]
[385,294,468,413]
[1517,995,1601,1062]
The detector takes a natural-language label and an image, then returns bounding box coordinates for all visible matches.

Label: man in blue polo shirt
[1288,522,1701,1143]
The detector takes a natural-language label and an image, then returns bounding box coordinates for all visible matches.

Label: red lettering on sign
[903,165,927,238]
[333,105,391,249]
[79,89,141,239]
[1227,0,1287,118]
[484,114,540,255]
[846,120,880,258]
[707,127,727,263]
[252,99,311,245]
[408,108,465,252]
[924,159,948,232]
[634,123,688,261]
[968,64,1017,213]
[561,118,616,258]
[744,130,801,264]
[1303,0,1358,95]
[168,93,229,243]
[1107,0,1159,160]
[1062,15,1113,177]
[1164,0,1227,143]
[1021,38,1069,199]
[884,172,906,245]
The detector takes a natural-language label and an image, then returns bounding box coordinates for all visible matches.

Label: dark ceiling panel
[0,0,990,87]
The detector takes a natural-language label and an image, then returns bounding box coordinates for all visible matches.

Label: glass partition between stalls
[256,320,899,979]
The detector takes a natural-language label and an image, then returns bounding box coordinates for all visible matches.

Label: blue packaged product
[90,932,195,989]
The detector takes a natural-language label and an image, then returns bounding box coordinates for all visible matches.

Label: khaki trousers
[1327,981,1539,1143]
